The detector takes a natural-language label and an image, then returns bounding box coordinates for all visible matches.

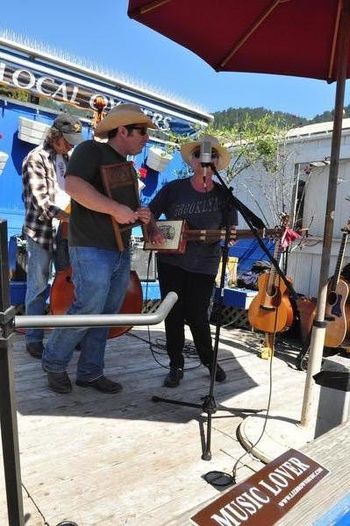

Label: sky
[1,0,349,119]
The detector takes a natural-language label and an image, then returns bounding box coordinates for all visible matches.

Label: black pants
[157,260,216,369]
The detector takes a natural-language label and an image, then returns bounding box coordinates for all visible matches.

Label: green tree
[207,114,294,227]
[158,115,295,227]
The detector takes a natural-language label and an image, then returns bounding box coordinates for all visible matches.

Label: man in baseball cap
[22,112,83,359]
[52,113,83,146]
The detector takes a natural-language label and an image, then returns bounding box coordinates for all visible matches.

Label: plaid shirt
[22,142,68,251]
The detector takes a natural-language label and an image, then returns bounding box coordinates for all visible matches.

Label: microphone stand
[152,163,264,461]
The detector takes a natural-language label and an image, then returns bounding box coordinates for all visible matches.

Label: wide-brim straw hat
[94,103,157,139]
[181,134,231,171]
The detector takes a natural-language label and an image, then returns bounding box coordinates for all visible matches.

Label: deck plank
[0,323,314,525]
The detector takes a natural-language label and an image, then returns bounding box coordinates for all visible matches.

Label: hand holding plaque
[100,161,149,251]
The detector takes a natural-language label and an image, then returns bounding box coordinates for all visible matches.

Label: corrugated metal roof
[287,118,350,138]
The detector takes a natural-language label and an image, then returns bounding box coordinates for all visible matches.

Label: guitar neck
[266,241,283,295]
[332,231,349,290]
[184,227,275,243]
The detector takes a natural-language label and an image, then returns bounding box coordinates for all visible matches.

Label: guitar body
[296,295,316,346]
[324,278,349,347]
[248,272,294,333]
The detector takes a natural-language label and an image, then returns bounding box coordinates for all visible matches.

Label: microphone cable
[127,247,201,371]
[204,273,281,489]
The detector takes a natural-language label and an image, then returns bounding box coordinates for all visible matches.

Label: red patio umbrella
[128,0,350,431]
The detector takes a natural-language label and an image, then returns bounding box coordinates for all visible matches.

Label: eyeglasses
[192,150,219,160]
[126,126,148,136]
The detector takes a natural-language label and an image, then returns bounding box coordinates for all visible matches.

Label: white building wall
[232,123,350,298]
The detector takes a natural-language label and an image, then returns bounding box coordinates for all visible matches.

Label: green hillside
[212,104,350,129]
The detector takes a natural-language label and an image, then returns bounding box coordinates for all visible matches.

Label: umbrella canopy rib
[220,0,285,69]
[328,0,343,80]
[135,0,171,16]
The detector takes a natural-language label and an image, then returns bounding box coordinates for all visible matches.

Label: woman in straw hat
[148,135,237,388]
[42,104,156,394]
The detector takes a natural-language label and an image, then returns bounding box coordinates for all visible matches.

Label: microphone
[200,139,212,190]
[200,139,212,165]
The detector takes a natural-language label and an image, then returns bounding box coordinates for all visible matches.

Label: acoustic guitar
[324,219,350,348]
[248,215,294,334]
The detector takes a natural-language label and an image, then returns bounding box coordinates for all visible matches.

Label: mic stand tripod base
[151,394,218,414]
[151,388,263,462]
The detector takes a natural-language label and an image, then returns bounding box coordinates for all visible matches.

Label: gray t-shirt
[149,178,238,275]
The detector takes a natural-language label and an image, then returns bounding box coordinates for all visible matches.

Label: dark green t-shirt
[67,140,137,250]
[149,178,238,275]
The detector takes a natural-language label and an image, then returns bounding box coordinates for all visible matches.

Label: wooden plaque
[100,161,148,250]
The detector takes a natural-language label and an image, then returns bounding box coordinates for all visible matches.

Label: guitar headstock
[266,213,289,240]
[279,213,290,229]
[341,217,350,234]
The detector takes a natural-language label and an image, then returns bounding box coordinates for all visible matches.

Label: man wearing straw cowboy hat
[42,103,156,394]
[148,135,237,388]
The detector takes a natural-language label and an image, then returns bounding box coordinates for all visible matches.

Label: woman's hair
[44,127,63,147]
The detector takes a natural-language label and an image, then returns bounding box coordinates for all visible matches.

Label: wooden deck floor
[0,323,309,526]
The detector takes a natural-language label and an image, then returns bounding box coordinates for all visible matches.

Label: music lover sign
[191,449,328,526]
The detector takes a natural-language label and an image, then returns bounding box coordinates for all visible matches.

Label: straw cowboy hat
[94,103,157,139]
[181,134,231,171]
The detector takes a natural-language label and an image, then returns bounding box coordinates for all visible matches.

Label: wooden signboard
[191,449,329,526]
[100,161,148,251]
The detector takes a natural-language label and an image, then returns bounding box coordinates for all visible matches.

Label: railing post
[0,219,24,526]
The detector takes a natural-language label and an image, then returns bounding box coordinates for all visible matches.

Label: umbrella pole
[300,0,350,430]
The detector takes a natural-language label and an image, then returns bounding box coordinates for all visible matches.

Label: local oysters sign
[0,59,193,133]
[191,449,328,526]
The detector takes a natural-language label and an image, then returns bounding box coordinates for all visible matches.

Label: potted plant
[146,146,173,172]
[18,116,50,145]
[0,151,8,176]
[0,134,9,176]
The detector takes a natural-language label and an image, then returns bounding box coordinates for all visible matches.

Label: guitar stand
[152,213,264,461]
[296,341,311,371]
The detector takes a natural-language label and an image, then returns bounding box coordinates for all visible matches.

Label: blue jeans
[25,233,70,344]
[25,236,52,344]
[42,246,130,381]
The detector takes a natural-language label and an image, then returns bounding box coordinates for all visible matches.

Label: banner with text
[191,449,329,526]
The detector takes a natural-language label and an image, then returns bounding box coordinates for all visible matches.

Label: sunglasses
[192,150,219,160]
[126,125,148,136]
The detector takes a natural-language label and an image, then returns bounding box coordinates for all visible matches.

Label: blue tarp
[228,237,275,272]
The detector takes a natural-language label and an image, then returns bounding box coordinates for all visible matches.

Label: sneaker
[26,341,44,359]
[76,375,123,394]
[47,371,72,394]
[163,367,184,388]
[208,364,226,382]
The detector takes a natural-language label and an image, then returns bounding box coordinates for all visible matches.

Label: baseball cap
[52,114,83,146]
